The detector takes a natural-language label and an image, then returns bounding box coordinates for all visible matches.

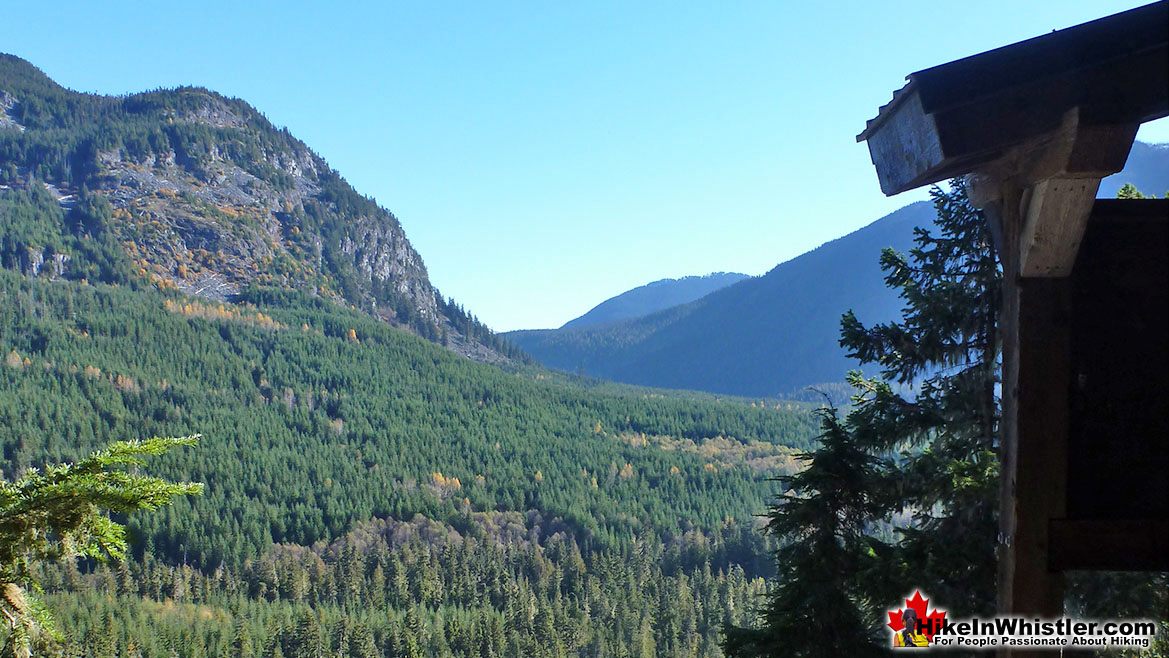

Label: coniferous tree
[726,179,1000,656]
[723,406,886,658]
[1117,182,1146,198]
[232,619,256,658]
[346,620,379,658]
[840,177,1001,616]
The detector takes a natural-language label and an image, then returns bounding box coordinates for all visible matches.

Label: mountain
[507,141,1167,397]
[0,53,517,362]
[1,54,822,654]
[1,52,1163,655]
[507,202,935,396]
[561,272,750,330]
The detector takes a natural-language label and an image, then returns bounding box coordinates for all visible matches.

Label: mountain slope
[0,53,827,557]
[508,202,936,396]
[0,53,517,361]
[0,270,817,562]
[562,272,749,330]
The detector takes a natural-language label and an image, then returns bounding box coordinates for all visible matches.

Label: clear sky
[3,1,1166,330]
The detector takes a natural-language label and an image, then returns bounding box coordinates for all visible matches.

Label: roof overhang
[858,1,1169,195]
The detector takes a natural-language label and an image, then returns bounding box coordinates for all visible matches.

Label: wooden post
[969,119,1137,647]
[990,186,1070,658]
[854,11,1166,654]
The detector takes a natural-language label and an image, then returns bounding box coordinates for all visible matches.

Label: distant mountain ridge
[561,272,749,330]
[507,140,1167,396]
[507,201,936,396]
[0,53,519,361]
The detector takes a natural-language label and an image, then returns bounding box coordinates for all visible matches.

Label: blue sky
[3,1,1165,330]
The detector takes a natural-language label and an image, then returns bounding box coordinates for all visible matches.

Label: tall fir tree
[723,406,886,658]
[725,178,1002,656]
[840,177,1001,616]
[232,619,256,658]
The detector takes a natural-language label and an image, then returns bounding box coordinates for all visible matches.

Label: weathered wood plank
[929,44,1165,170]
[1067,210,1169,522]
[1012,276,1071,609]
[995,186,1023,613]
[995,112,1137,277]
[1019,177,1099,276]
[862,86,946,195]
[857,2,1166,197]
[1089,198,1169,223]
[911,3,1169,116]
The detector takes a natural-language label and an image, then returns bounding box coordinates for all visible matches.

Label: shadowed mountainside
[507,202,936,396]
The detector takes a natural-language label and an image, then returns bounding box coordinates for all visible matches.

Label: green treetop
[723,406,887,658]
[1,436,202,657]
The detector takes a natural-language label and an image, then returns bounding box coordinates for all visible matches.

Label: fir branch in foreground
[1,436,202,657]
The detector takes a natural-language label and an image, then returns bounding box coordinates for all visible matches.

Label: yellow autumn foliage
[431,472,462,490]
[164,299,285,330]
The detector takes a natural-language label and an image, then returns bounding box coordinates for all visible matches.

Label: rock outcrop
[0,54,523,358]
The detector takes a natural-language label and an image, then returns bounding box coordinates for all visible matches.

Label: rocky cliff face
[0,55,521,358]
[90,88,437,326]
[0,90,23,131]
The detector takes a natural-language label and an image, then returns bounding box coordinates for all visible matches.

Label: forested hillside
[0,52,829,656]
[8,43,1158,655]
[507,202,935,397]
[1100,141,1169,197]
[0,267,817,655]
[0,270,818,562]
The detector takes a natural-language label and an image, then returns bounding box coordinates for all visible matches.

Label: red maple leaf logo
[887,590,947,641]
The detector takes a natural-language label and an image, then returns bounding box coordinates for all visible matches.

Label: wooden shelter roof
[858,1,1168,195]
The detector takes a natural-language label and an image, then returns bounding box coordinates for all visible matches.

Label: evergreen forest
[0,262,817,655]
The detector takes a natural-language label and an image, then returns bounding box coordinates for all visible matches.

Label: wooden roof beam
[966,108,1138,276]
